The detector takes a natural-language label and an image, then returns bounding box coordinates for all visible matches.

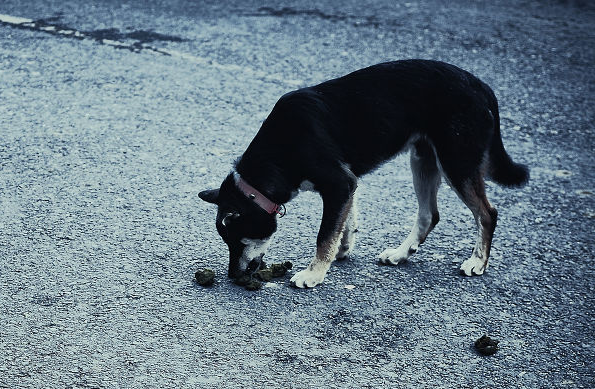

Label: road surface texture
[1,0,594,388]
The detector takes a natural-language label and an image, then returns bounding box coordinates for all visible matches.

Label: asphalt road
[1,1,594,388]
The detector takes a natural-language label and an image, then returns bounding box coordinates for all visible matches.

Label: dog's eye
[222,212,240,227]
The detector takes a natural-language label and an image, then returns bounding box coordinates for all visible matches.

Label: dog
[199,59,529,288]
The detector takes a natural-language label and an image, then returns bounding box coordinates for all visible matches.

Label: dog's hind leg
[454,177,498,276]
[432,114,498,275]
[430,105,499,275]
[379,140,441,265]
[336,188,359,260]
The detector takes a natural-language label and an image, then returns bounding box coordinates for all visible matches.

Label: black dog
[199,59,529,288]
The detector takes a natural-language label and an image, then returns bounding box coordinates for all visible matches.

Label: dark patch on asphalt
[249,7,382,28]
[0,13,185,54]
[32,294,60,307]
[85,28,185,44]
[247,6,514,56]
[321,308,403,362]
[254,7,347,22]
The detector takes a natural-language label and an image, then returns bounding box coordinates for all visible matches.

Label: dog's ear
[198,189,220,204]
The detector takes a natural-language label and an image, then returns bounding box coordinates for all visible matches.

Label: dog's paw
[336,229,356,260]
[290,268,326,288]
[378,245,417,265]
[460,256,488,276]
[335,243,352,261]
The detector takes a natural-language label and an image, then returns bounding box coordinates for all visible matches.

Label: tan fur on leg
[291,195,354,288]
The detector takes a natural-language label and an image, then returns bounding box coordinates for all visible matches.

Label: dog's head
[199,174,277,279]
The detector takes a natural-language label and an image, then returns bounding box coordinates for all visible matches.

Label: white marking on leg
[379,143,440,265]
[379,225,421,265]
[291,189,355,288]
[460,224,489,275]
[458,185,496,277]
[460,255,488,276]
[290,261,331,288]
[291,234,342,288]
[460,212,490,276]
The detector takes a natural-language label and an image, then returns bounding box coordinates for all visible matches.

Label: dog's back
[260,60,526,185]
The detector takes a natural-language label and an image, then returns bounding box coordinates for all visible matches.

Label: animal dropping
[195,269,215,286]
[474,335,499,356]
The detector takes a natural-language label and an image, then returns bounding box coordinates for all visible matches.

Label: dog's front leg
[291,183,356,288]
[336,188,359,260]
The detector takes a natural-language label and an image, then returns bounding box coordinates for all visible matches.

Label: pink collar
[235,174,286,217]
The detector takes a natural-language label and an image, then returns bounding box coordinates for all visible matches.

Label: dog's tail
[487,93,530,187]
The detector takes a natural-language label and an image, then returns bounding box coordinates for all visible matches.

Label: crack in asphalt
[0,13,181,54]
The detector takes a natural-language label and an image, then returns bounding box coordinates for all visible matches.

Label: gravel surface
[1,1,594,388]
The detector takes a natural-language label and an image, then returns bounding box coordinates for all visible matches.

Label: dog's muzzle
[228,254,264,279]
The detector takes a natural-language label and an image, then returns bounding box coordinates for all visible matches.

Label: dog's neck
[234,163,298,206]
[234,117,303,205]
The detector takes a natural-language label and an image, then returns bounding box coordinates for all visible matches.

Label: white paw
[290,267,327,288]
[336,230,356,260]
[336,242,352,260]
[460,256,488,276]
[378,244,417,265]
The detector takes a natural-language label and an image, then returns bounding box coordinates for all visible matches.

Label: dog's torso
[235,60,497,200]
